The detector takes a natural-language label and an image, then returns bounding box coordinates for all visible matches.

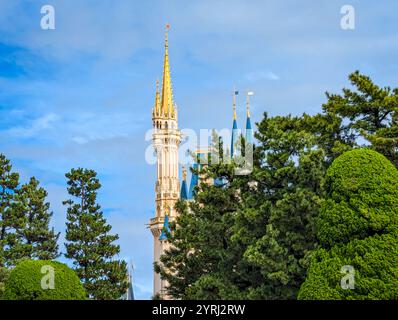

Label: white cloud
[5,112,59,138]
[245,71,280,81]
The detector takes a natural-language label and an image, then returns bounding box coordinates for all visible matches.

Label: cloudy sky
[0,0,397,299]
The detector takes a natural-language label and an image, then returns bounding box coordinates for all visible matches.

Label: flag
[247,91,254,96]
[234,90,239,95]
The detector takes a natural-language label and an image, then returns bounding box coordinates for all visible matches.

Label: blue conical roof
[180,179,188,200]
[245,115,254,145]
[231,118,239,158]
[188,163,199,199]
[159,214,170,241]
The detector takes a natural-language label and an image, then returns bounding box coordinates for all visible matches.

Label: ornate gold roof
[153,26,176,119]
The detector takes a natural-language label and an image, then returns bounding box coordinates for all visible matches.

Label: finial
[154,78,161,116]
[246,91,254,118]
[165,24,170,49]
[233,88,238,120]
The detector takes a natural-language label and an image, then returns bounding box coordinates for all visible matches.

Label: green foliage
[3,260,86,300]
[0,153,20,268]
[64,168,128,300]
[157,117,326,299]
[155,163,242,299]
[298,234,398,300]
[237,114,325,299]
[7,177,59,262]
[0,154,60,296]
[318,149,398,246]
[157,71,398,300]
[0,267,10,298]
[0,154,20,296]
[323,71,398,166]
[299,149,398,300]
[185,274,244,300]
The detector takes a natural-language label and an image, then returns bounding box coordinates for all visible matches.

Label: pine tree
[323,71,398,166]
[7,177,59,262]
[0,154,19,296]
[63,168,128,300]
[233,114,326,299]
[155,162,244,299]
[156,115,327,299]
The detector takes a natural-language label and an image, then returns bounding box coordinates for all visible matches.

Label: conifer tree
[7,177,59,262]
[157,116,327,299]
[237,114,325,299]
[63,168,128,300]
[0,154,19,296]
[155,162,243,299]
[323,71,398,166]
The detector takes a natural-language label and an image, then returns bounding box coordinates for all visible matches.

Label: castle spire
[153,78,161,116]
[233,87,238,121]
[245,91,254,145]
[231,89,239,158]
[180,166,188,200]
[160,24,175,118]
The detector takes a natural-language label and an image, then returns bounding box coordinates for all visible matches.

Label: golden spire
[182,166,187,181]
[160,24,175,118]
[246,90,253,118]
[154,78,161,116]
[233,88,237,120]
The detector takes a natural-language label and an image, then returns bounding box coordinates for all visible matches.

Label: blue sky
[0,0,397,299]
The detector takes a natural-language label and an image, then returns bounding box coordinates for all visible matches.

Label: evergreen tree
[323,71,398,166]
[155,162,243,299]
[63,168,128,300]
[234,114,325,299]
[157,115,327,299]
[0,154,19,296]
[6,177,59,262]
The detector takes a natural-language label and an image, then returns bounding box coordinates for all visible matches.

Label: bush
[3,260,86,300]
[318,148,398,246]
[299,149,398,300]
[298,234,398,300]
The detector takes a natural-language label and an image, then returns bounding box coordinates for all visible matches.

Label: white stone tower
[149,26,181,298]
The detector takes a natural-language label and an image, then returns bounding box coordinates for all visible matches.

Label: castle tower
[245,91,254,145]
[149,26,181,298]
[231,90,239,158]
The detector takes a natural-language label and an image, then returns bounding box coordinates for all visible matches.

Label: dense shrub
[299,149,398,300]
[3,260,86,300]
[318,149,398,246]
[298,234,398,299]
